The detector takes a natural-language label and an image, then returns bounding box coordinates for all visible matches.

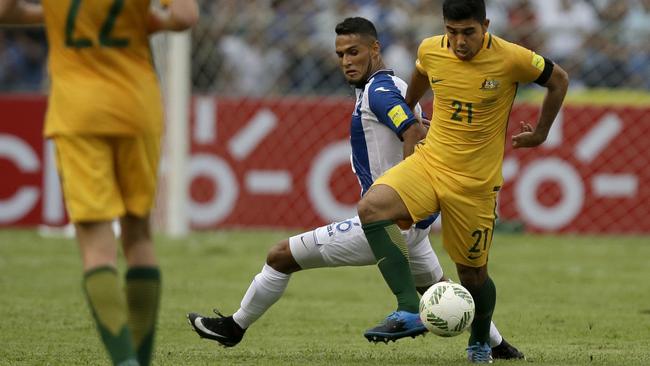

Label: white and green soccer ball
[419,281,475,337]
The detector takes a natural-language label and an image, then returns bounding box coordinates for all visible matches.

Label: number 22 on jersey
[65,0,129,48]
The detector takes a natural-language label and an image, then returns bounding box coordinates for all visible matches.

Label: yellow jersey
[416,33,547,193]
[42,0,164,136]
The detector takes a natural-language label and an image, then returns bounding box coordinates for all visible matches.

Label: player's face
[445,18,489,61]
[335,34,379,86]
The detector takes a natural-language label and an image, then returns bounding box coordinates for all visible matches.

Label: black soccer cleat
[363,311,428,343]
[491,338,525,360]
[187,310,246,347]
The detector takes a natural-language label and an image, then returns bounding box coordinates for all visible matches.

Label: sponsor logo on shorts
[299,235,309,248]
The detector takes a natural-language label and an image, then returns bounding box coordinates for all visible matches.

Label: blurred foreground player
[0,1,198,364]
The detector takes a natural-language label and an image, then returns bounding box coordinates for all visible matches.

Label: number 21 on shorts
[467,228,491,260]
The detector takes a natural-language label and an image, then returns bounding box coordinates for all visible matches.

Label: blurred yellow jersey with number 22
[42,0,170,136]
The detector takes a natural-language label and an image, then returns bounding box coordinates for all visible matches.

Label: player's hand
[419,117,431,130]
[511,121,545,149]
[147,0,198,33]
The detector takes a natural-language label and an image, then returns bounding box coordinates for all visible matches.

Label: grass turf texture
[1,229,649,365]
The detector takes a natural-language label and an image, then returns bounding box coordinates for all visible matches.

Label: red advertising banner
[1,95,649,233]
[502,105,650,233]
[0,96,61,227]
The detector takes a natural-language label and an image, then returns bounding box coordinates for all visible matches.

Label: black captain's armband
[534,57,554,86]
[396,118,418,142]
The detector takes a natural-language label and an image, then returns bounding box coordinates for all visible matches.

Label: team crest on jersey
[480,78,500,90]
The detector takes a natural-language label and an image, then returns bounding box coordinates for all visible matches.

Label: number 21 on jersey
[451,100,473,124]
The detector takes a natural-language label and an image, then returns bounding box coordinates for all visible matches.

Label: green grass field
[1,229,649,365]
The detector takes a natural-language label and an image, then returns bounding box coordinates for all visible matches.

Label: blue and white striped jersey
[350,69,421,196]
[349,69,437,229]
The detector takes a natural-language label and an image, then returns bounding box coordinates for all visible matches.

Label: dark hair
[442,0,486,22]
[335,17,378,40]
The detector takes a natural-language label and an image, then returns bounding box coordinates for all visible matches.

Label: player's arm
[368,80,425,157]
[512,63,569,149]
[405,66,430,112]
[0,0,43,25]
[148,0,199,33]
[402,121,426,158]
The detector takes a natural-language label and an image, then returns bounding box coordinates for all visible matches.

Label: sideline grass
[1,230,649,365]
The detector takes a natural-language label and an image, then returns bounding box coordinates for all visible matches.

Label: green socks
[363,220,419,313]
[83,266,138,366]
[83,266,161,366]
[468,276,497,345]
[126,267,161,366]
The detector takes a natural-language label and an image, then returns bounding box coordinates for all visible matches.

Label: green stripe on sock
[363,220,419,313]
[384,224,409,260]
[83,266,137,365]
[126,267,161,366]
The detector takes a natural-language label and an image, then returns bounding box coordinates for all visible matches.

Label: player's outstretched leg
[363,310,427,343]
[187,310,246,347]
[187,239,296,346]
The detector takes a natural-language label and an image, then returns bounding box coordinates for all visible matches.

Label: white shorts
[289,216,443,287]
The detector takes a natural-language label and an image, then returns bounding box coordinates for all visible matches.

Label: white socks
[232,264,290,329]
[489,321,503,347]
[467,321,503,347]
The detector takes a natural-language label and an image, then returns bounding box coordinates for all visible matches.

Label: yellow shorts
[373,150,498,267]
[53,134,161,223]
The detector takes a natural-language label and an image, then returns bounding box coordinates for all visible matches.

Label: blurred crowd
[1,0,649,94]
[0,29,46,92]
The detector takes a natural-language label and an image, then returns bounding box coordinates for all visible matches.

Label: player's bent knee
[358,185,408,224]
[121,213,151,242]
[265,240,288,267]
[357,197,383,223]
[357,199,371,222]
[456,264,488,290]
[266,239,301,274]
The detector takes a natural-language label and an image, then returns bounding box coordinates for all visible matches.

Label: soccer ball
[419,281,475,337]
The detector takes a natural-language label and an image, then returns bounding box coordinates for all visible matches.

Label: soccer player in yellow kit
[358,0,568,363]
[0,1,198,365]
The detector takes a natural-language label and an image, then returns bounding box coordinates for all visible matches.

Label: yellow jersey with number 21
[415,33,546,193]
[42,0,165,137]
